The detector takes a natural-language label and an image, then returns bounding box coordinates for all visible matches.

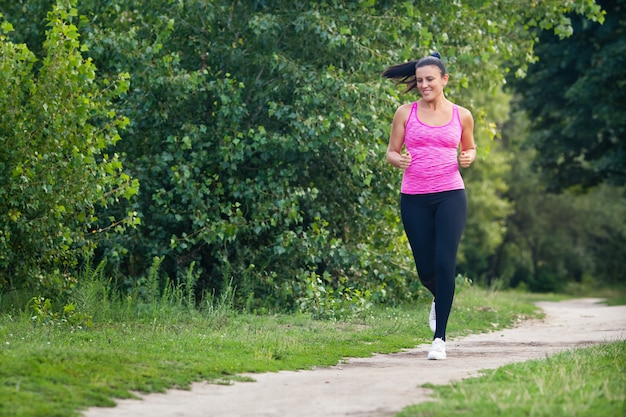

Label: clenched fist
[398,152,412,170]
[459,149,476,168]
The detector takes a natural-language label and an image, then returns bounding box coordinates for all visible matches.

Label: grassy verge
[397,340,626,417]
[0,285,543,417]
[564,282,626,306]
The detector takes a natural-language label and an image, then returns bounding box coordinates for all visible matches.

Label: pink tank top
[401,102,465,194]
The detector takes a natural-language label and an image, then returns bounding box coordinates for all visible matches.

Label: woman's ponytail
[382,52,446,93]
[381,60,419,93]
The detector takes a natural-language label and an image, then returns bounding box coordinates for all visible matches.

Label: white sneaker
[429,300,436,333]
[427,338,446,360]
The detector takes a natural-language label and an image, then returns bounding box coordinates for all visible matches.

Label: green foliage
[295,270,373,319]
[493,108,626,291]
[510,0,623,190]
[29,296,93,329]
[0,2,138,294]
[0,0,607,310]
[457,88,514,282]
[75,0,601,310]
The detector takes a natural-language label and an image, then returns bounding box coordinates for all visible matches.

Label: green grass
[397,340,626,417]
[564,282,626,306]
[0,285,543,417]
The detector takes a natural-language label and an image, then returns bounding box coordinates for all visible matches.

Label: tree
[492,105,626,292]
[0,2,137,293]
[511,0,624,190]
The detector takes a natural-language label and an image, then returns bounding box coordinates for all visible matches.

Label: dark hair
[382,52,446,93]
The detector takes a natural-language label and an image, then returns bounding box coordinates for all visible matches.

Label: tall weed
[5,256,236,328]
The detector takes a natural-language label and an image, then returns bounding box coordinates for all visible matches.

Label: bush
[0,3,138,294]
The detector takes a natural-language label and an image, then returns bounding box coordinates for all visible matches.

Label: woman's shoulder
[396,101,415,112]
[454,103,473,117]
[393,101,414,120]
[453,104,474,129]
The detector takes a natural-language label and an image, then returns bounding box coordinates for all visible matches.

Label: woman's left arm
[458,107,476,168]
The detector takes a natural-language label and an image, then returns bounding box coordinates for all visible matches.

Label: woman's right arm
[386,104,411,169]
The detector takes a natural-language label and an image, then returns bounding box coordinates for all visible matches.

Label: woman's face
[415,65,448,101]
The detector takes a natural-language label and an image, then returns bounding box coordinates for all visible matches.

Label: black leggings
[401,190,467,341]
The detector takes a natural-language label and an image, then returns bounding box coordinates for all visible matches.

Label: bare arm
[386,104,412,169]
[458,106,476,168]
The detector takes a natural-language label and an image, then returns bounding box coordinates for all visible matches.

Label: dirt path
[83,298,626,417]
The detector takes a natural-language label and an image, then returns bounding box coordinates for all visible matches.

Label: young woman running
[382,53,476,360]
